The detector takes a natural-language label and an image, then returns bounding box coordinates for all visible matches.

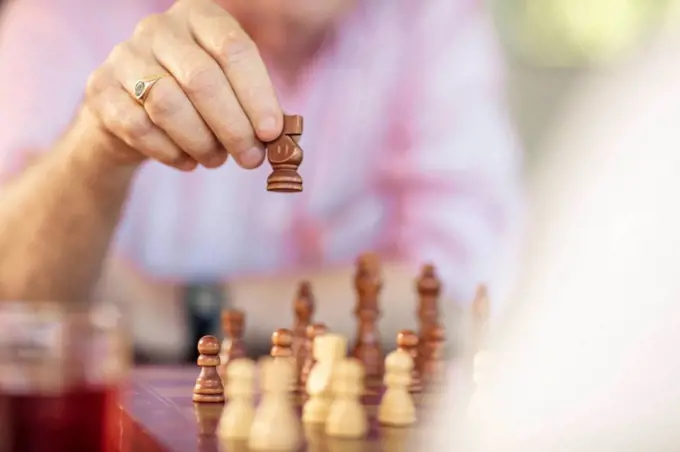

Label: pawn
[299,323,328,389]
[378,349,416,426]
[271,328,294,358]
[325,358,368,438]
[218,358,257,440]
[397,330,422,393]
[249,357,301,450]
[193,335,225,403]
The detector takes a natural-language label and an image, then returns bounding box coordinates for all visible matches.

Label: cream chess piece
[325,358,368,438]
[302,333,348,424]
[248,357,301,450]
[218,358,256,440]
[378,349,416,426]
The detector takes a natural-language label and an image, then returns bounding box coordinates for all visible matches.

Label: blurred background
[2,3,680,451]
[0,0,678,363]
[492,0,675,169]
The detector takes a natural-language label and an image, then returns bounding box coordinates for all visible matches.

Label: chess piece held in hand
[193,335,225,403]
[266,115,303,193]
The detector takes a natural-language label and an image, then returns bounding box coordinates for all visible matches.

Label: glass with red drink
[0,302,129,452]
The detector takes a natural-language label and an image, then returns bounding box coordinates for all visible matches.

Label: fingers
[149,25,265,169]
[89,83,198,172]
[187,1,283,142]
[87,3,283,173]
[112,43,227,169]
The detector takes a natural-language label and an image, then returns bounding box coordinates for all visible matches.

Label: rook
[266,115,304,193]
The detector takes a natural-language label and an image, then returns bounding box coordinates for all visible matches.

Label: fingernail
[178,158,197,171]
[258,115,280,139]
[238,146,265,169]
[205,152,228,169]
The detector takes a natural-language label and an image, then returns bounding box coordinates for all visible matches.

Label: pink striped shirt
[0,0,522,354]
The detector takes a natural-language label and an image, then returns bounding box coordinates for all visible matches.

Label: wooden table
[118,366,432,452]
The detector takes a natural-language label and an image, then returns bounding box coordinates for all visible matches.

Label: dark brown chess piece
[299,323,328,389]
[266,115,304,193]
[218,310,247,381]
[420,324,446,386]
[352,253,384,382]
[193,335,225,403]
[292,281,315,363]
[271,328,294,358]
[397,329,422,393]
[416,264,441,372]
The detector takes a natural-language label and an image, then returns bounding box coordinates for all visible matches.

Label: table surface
[118,366,438,452]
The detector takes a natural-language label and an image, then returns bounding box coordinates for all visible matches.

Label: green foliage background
[491,0,675,66]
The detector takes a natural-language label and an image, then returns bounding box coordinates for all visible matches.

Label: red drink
[0,385,120,452]
[0,302,129,452]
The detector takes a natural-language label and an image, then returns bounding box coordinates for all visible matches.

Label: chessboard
[119,365,440,452]
[117,253,491,452]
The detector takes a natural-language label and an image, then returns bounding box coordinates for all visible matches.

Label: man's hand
[85,0,283,171]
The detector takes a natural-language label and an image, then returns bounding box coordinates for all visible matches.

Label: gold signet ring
[133,74,168,104]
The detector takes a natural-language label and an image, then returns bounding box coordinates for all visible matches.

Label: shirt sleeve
[382,3,524,305]
[0,0,98,183]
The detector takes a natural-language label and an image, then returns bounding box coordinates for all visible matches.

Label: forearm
[0,109,139,302]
